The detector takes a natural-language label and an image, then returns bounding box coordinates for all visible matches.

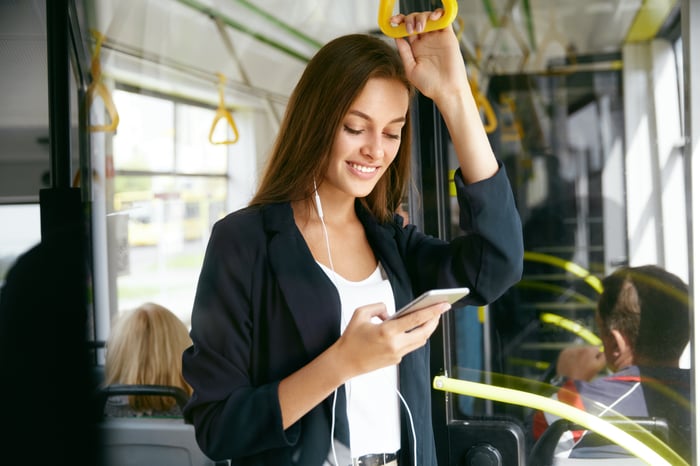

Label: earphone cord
[316,185,416,466]
[396,388,418,466]
[315,186,342,466]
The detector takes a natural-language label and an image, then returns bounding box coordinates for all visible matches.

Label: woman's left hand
[392,9,468,106]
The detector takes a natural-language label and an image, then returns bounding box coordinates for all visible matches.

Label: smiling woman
[1,0,697,465]
[181,10,523,466]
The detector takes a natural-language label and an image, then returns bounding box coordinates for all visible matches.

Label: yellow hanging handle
[378,0,458,38]
[87,30,119,133]
[469,76,498,133]
[209,73,239,145]
[468,46,497,134]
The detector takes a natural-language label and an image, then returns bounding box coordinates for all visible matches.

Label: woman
[104,302,193,417]
[183,9,523,466]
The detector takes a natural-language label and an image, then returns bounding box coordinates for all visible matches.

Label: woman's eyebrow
[348,109,406,124]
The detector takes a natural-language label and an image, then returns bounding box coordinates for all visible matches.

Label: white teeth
[349,162,377,173]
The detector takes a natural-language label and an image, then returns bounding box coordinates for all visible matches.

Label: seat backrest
[100,417,226,466]
[96,384,228,466]
[528,417,671,466]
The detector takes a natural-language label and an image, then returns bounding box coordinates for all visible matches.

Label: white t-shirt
[318,262,401,458]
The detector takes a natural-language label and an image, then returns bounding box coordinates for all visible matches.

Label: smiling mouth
[348,162,378,173]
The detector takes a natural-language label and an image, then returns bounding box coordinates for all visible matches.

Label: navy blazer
[182,165,523,465]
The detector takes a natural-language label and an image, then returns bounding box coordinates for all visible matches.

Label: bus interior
[1,0,699,465]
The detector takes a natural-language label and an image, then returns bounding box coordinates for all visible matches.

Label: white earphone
[314,179,324,219]
[312,178,416,466]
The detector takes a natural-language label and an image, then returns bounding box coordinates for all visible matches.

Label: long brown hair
[249,34,414,222]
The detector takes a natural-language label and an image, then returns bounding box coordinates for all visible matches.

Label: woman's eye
[343,125,362,135]
[385,133,400,140]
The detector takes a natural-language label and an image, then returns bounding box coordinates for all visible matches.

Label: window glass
[112,90,175,172]
[175,103,228,174]
[111,90,231,324]
[0,204,41,286]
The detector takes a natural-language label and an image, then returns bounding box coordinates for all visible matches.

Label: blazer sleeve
[398,161,523,305]
[181,213,301,462]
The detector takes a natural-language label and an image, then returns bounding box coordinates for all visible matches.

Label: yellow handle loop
[87,30,119,133]
[467,46,497,133]
[469,77,497,133]
[208,73,240,145]
[378,0,458,38]
[433,376,688,466]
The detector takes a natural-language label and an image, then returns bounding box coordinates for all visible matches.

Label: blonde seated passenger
[103,302,193,418]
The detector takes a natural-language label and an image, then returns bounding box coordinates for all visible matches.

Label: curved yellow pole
[378,0,458,38]
[433,376,688,466]
[524,251,603,294]
[540,312,602,348]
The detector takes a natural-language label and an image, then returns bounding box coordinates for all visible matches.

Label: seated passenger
[531,265,691,461]
[103,302,193,417]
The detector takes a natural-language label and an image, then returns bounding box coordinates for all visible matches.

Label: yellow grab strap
[378,0,458,38]
[209,73,239,145]
[469,76,497,133]
[87,30,119,133]
[468,46,497,133]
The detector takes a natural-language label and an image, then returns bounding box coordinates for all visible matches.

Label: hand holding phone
[390,287,470,320]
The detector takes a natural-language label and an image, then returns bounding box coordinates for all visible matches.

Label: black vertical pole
[40,1,95,463]
[42,0,82,239]
[46,0,70,191]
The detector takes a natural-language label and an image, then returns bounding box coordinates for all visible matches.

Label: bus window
[107,89,247,324]
[2,0,691,464]
[0,203,41,287]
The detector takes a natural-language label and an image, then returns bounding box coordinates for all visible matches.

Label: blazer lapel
[356,203,413,309]
[263,203,341,359]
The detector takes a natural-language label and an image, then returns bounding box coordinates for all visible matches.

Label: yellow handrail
[524,251,603,294]
[378,0,458,38]
[208,73,240,145]
[540,312,603,348]
[433,376,688,466]
[87,30,119,133]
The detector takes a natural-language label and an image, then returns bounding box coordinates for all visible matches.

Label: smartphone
[390,287,470,320]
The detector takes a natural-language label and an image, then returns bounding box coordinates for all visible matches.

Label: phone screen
[390,287,470,319]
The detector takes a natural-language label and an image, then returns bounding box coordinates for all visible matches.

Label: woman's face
[323,77,409,199]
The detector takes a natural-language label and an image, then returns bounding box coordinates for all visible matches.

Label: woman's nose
[361,132,384,159]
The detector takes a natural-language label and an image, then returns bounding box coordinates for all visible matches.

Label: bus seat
[527,417,670,466]
[100,417,227,466]
[96,384,190,416]
[96,384,228,466]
